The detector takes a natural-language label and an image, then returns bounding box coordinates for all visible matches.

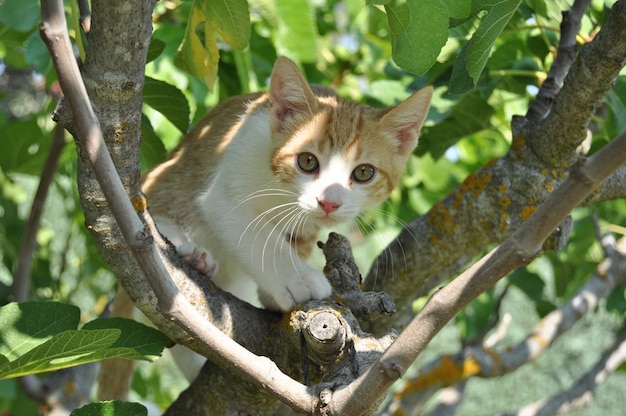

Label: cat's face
[264,57,431,233]
[270,103,410,227]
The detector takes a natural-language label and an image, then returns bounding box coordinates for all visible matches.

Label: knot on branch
[294,308,347,367]
[291,300,397,388]
[543,215,573,252]
[286,232,398,395]
[318,232,396,320]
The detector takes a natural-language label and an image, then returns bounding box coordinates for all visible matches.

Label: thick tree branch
[534,0,626,165]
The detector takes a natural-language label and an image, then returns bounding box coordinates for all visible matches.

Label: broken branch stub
[318,232,396,320]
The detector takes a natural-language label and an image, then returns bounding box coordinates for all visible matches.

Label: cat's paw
[260,268,332,311]
[177,243,219,278]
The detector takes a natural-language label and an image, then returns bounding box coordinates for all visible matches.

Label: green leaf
[178,0,251,89]
[451,0,522,93]
[0,0,40,32]
[0,302,81,362]
[82,318,173,361]
[273,0,319,63]
[466,0,522,82]
[146,38,166,63]
[202,0,251,50]
[71,401,148,416]
[606,76,626,134]
[456,291,497,342]
[417,91,495,159]
[25,31,52,74]
[143,76,190,134]
[384,0,449,75]
[140,115,167,171]
[0,303,171,379]
[0,329,120,378]
[449,43,475,95]
[508,270,545,298]
[0,115,52,175]
[443,0,471,20]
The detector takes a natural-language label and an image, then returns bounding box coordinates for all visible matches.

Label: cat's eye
[297,152,319,174]
[352,164,376,183]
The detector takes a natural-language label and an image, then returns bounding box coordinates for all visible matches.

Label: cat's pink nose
[317,199,341,214]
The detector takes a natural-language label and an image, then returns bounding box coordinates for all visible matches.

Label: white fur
[160,110,346,311]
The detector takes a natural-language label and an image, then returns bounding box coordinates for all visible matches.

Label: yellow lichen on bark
[519,205,538,220]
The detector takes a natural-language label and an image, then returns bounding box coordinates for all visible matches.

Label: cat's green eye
[297,152,319,174]
[352,164,376,183]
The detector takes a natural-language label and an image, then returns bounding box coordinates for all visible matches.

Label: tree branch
[525,0,590,123]
[13,124,66,303]
[329,130,626,415]
[533,0,626,165]
[382,233,626,411]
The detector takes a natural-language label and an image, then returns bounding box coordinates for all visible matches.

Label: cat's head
[268,57,432,227]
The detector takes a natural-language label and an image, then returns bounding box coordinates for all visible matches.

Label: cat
[142,57,432,312]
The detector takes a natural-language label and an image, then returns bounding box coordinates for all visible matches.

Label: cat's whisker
[285,211,309,274]
[238,201,300,246]
[353,203,428,290]
[267,207,297,266]
[259,205,303,274]
[232,187,299,211]
[247,205,301,271]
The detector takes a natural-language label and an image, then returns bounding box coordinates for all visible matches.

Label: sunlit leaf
[202,0,250,50]
[450,0,522,93]
[384,0,449,75]
[178,0,220,89]
[274,0,318,63]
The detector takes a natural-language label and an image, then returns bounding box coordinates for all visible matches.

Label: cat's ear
[379,86,433,156]
[268,57,317,132]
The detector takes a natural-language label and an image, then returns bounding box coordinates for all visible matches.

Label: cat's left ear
[268,57,317,133]
[379,86,433,156]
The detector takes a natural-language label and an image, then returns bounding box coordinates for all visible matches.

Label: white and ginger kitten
[142,57,432,312]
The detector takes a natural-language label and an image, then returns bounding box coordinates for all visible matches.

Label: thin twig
[526,0,591,122]
[77,0,91,33]
[13,124,66,302]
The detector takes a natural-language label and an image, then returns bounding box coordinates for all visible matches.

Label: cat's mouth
[312,211,351,226]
